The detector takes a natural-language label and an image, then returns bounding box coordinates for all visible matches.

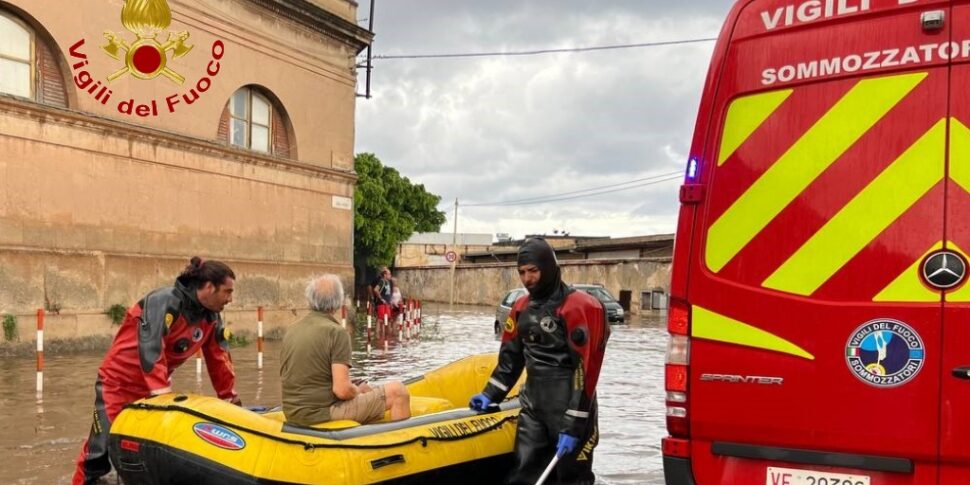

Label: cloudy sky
[355,1,733,240]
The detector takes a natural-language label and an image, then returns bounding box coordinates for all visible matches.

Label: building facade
[0,0,370,340]
[393,234,674,315]
[394,232,493,267]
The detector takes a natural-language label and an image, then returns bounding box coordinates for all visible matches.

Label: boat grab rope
[123,402,518,451]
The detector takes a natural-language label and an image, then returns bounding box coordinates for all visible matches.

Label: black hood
[517,238,566,303]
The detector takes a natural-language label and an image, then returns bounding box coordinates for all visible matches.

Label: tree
[354,153,446,272]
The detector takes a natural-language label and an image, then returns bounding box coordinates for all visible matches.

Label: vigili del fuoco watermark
[65,0,225,117]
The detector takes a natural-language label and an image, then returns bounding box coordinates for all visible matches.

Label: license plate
[766,467,870,485]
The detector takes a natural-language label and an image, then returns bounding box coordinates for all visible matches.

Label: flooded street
[0,304,667,485]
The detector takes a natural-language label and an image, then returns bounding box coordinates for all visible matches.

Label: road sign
[445,251,457,263]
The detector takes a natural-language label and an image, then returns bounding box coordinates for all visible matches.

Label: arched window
[219,86,293,158]
[0,12,33,98]
[230,88,271,152]
[0,9,68,107]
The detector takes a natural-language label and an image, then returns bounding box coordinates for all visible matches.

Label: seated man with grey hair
[280,274,410,426]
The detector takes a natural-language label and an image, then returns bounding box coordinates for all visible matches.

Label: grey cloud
[356,1,732,237]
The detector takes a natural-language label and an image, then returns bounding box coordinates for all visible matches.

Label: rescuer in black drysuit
[470,238,609,485]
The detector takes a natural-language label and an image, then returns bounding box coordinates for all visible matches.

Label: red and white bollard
[416,300,422,334]
[36,309,44,394]
[257,306,265,370]
[341,305,347,329]
[196,349,203,381]
[405,300,413,340]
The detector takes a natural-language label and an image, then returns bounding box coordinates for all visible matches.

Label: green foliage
[106,304,127,326]
[228,331,250,347]
[2,314,17,342]
[354,153,447,267]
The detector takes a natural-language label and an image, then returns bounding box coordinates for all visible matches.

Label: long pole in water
[449,198,458,306]
[36,309,44,394]
[535,454,560,485]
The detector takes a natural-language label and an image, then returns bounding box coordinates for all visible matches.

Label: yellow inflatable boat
[108,354,522,484]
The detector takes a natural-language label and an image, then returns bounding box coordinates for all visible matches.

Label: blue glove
[556,433,580,457]
[469,393,492,411]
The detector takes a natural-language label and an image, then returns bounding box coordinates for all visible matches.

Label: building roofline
[244,0,373,53]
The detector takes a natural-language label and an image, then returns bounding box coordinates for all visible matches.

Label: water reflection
[0,304,667,485]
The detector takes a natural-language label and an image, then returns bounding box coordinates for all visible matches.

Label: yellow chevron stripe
[692,306,814,360]
[764,119,946,295]
[873,242,942,302]
[718,89,793,165]
[706,73,927,273]
[951,118,970,192]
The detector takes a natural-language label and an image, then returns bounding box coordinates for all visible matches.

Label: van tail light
[667,297,690,335]
[665,298,691,440]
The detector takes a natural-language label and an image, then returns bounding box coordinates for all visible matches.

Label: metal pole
[365,0,375,98]
[449,198,458,306]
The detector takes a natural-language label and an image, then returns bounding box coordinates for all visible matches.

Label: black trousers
[506,373,598,485]
[72,377,113,485]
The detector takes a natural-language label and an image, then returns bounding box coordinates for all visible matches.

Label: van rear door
[679,1,951,483]
[940,2,970,481]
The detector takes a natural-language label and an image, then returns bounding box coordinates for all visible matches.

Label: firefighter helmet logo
[101,0,194,85]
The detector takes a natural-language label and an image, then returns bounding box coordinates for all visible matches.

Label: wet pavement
[0,304,667,484]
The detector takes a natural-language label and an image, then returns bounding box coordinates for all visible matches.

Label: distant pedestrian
[369,267,393,320]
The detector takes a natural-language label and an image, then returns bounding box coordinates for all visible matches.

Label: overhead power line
[372,37,717,60]
[463,171,683,207]
[463,173,683,208]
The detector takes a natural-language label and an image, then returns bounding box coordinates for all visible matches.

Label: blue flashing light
[686,158,699,180]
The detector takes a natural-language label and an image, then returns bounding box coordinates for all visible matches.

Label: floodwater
[0,304,668,485]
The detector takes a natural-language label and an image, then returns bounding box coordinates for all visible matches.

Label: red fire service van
[663,1,970,484]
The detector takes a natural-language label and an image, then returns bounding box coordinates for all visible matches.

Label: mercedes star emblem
[922,250,968,290]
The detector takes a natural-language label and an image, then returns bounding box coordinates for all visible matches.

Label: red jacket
[97,280,237,401]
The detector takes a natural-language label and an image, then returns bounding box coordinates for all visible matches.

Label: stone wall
[393,258,671,314]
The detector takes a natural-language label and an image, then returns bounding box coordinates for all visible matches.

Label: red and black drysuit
[72,278,238,485]
[480,240,609,485]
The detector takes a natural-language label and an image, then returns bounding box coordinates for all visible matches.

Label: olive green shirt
[280,311,352,426]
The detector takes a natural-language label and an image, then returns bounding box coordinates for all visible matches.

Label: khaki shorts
[330,385,386,424]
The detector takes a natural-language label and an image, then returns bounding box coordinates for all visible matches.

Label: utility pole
[449,198,458,306]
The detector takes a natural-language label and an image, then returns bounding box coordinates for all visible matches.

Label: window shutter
[217,105,230,143]
[271,107,290,158]
[35,39,67,108]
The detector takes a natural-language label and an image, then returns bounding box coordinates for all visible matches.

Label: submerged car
[493,284,624,334]
[572,284,625,324]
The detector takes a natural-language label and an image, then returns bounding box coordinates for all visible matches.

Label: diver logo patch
[193,422,245,450]
[504,317,515,334]
[845,319,925,388]
[164,313,174,328]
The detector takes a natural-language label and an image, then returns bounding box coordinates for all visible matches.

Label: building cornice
[0,95,357,185]
[243,0,373,53]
